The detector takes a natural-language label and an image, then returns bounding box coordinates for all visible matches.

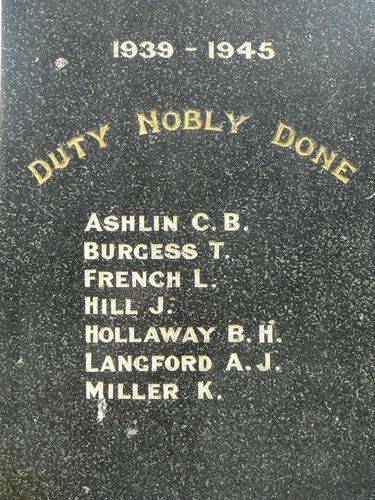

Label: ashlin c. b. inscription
[83,212,282,402]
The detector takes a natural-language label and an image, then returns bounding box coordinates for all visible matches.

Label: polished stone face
[0,1,373,498]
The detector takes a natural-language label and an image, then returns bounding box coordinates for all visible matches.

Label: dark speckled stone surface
[0,1,374,499]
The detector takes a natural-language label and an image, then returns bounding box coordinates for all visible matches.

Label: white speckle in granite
[97,398,107,423]
[54,57,68,70]
[127,426,138,438]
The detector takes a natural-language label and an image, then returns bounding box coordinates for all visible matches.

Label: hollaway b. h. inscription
[2,2,373,498]
[83,211,282,402]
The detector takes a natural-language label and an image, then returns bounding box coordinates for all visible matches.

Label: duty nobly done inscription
[25,108,359,186]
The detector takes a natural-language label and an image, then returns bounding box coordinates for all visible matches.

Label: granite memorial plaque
[0,0,374,498]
